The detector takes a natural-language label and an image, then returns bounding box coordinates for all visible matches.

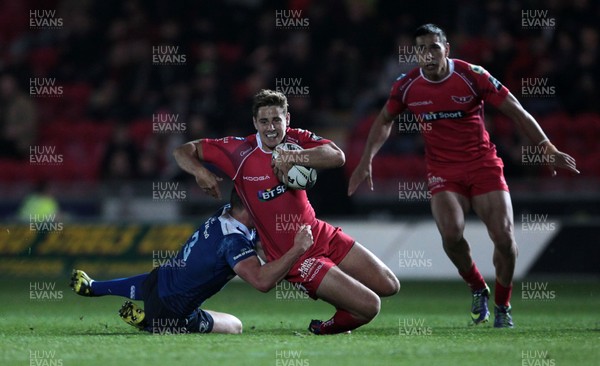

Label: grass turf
[0,278,598,366]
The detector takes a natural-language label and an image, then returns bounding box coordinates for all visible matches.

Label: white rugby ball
[272,142,317,190]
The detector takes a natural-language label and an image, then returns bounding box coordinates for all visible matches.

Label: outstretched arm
[233,225,314,293]
[347,105,397,195]
[497,93,579,176]
[173,140,223,199]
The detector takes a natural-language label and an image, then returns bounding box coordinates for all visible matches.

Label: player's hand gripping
[293,225,314,254]
[194,169,223,199]
[542,142,580,176]
[347,160,374,196]
[271,146,293,185]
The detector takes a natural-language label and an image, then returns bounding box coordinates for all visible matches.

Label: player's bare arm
[233,225,314,292]
[173,141,223,199]
[271,142,344,184]
[497,93,579,176]
[254,240,267,263]
[348,105,397,195]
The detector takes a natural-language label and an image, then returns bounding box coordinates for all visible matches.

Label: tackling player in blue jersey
[70,189,313,334]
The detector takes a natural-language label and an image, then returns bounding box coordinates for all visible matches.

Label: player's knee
[358,294,381,321]
[389,276,400,295]
[440,224,464,247]
[233,320,243,334]
[494,239,517,259]
[489,224,515,252]
[215,314,243,334]
[227,317,243,334]
[381,274,400,297]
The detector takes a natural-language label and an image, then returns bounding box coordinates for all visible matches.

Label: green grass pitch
[1,278,598,366]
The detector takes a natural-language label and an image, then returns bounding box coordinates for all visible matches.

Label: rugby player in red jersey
[348,24,579,328]
[173,89,400,335]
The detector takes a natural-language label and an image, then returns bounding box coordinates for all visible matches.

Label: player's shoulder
[218,209,255,240]
[202,209,222,232]
[453,58,488,76]
[219,231,251,248]
[204,135,258,160]
[285,128,325,145]
[210,135,254,146]
[286,127,313,137]
[390,67,421,95]
[216,233,255,261]
[213,211,255,253]
[453,58,504,92]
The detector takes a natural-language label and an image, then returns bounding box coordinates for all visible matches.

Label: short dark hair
[252,89,288,117]
[230,187,244,211]
[414,23,447,44]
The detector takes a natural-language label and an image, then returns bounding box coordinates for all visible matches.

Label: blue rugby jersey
[157,205,257,316]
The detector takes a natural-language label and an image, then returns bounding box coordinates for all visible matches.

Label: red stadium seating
[128,119,154,149]
[28,48,60,77]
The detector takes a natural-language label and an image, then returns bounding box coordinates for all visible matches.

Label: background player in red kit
[348,24,579,328]
[174,89,399,335]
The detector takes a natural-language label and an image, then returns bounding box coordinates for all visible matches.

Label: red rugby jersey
[200,128,330,262]
[386,58,510,166]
